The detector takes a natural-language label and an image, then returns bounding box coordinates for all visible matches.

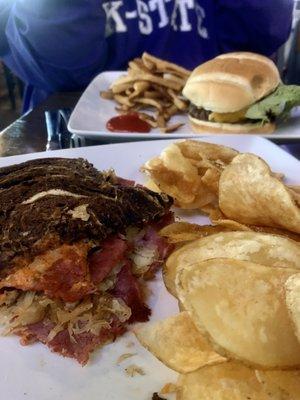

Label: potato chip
[143,143,218,208]
[219,153,300,234]
[289,186,300,206]
[176,140,238,166]
[164,231,300,297]
[178,363,264,400]
[174,191,216,210]
[211,218,300,241]
[159,222,232,244]
[160,144,198,178]
[254,228,300,242]
[285,273,300,342]
[203,205,225,220]
[178,362,300,400]
[134,312,226,373]
[201,168,220,194]
[145,179,161,193]
[144,161,198,205]
[211,219,252,231]
[143,141,238,210]
[177,258,300,368]
[255,369,300,399]
[143,145,204,205]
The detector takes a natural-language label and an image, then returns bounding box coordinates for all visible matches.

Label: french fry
[164,105,179,118]
[100,90,114,100]
[129,58,151,73]
[142,58,156,71]
[114,94,135,107]
[111,82,133,94]
[129,82,150,100]
[138,113,158,128]
[142,52,191,78]
[157,112,166,128]
[143,90,163,99]
[135,97,164,111]
[167,89,189,111]
[162,123,185,133]
[164,73,186,86]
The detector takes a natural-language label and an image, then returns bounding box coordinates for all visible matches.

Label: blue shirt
[0,0,294,111]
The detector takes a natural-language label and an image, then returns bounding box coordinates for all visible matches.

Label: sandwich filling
[189,105,249,124]
[189,84,300,125]
[0,158,174,365]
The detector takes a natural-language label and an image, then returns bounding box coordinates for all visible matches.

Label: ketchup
[106,113,151,133]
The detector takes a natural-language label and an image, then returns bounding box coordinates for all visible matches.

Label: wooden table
[0,92,299,159]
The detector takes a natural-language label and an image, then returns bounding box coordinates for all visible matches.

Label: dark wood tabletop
[0,92,81,157]
[0,91,299,159]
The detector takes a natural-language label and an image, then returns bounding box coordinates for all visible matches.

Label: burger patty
[189,104,211,121]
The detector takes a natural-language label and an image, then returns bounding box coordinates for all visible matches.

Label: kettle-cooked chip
[143,146,202,205]
[177,363,261,400]
[159,222,233,244]
[176,140,238,166]
[255,369,300,399]
[212,218,300,242]
[164,231,300,297]
[176,258,300,368]
[178,362,300,400]
[160,144,198,178]
[134,312,226,373]
[219,153,300,234]
[285,273,300,342]
[143,141,236,210]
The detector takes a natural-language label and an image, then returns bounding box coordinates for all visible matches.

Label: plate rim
[0,135,298,165]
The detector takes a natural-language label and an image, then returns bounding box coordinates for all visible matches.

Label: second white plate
[68,71,300,142]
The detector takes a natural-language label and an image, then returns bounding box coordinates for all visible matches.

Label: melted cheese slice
[209,109,247,123]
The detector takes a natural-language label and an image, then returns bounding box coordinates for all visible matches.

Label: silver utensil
[45,108,86,149]
[70,134,86,148]
[45,111,61,151]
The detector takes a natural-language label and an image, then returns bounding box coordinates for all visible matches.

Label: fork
[45,108,86,150]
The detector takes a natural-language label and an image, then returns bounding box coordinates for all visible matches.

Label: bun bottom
[189,116,275,134]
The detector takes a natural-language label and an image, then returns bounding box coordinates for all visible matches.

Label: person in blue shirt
[0,0,294,112]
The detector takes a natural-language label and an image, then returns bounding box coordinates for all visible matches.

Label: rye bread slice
[0,158,172,268]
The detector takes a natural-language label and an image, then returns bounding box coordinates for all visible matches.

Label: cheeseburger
[183,52,300,134]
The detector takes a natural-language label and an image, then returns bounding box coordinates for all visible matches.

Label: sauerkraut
[0,290,131,341]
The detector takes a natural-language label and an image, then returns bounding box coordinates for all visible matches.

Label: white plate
[0,136,299,400]
[68,71,300,142]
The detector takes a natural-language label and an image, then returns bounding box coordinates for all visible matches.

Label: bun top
[183,52,281,113]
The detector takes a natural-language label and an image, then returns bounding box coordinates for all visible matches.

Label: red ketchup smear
[106,113,151,133]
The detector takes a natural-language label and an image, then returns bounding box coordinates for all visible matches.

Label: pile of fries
[100,53,191,133]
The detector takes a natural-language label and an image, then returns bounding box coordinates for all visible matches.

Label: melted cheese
[209,109,247,123]
[22,189,86,205]
[68,204,90,221]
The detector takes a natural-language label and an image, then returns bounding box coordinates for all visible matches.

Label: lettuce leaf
[246,85,300,123]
